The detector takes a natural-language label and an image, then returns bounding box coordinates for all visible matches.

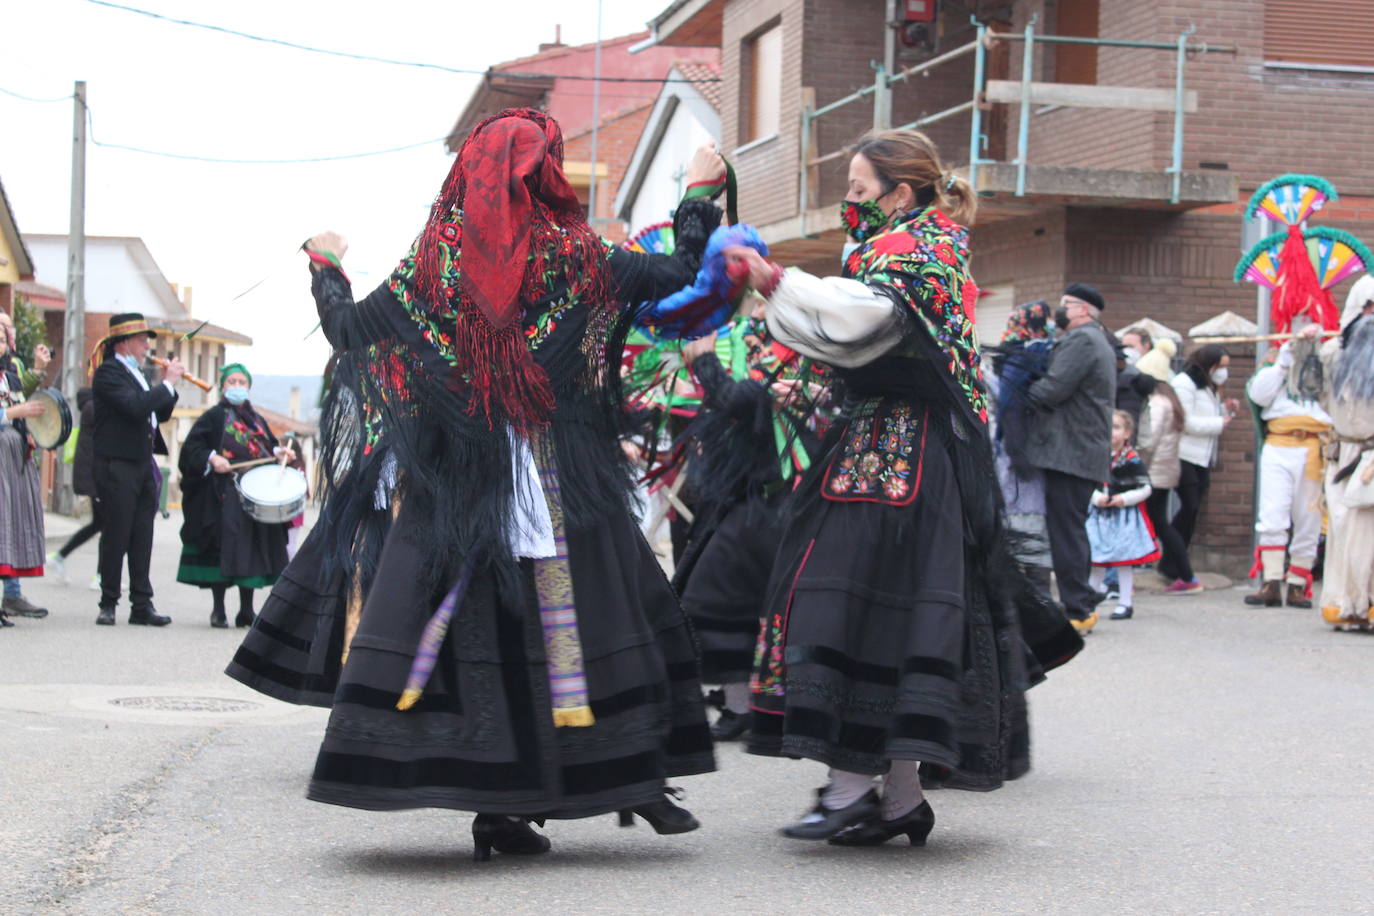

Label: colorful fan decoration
[1234,175,1372,333]
[623,221,676,256]
[1245,173,1338,226]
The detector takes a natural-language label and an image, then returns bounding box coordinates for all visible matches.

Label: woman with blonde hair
[724,129,1079,846]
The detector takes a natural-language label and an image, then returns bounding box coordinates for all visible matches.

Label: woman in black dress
[228,109,723,861]
[725,129,1081,846]
[177,364,293,628]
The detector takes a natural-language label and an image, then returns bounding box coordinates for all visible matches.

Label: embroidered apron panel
[822,402,927,506]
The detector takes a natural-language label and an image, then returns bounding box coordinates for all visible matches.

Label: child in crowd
[1086,410,1161,619]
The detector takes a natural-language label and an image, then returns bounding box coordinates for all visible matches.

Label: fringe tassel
[395,559,476,711]
[552,705,595,727]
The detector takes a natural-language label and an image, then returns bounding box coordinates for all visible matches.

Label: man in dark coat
[90,314,184,626]
[1025,284,1117,633]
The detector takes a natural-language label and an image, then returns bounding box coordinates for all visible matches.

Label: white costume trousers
[1254,443,1322,570]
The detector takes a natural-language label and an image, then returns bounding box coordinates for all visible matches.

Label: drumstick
[225,456,278,471]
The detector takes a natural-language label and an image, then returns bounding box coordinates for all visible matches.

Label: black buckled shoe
[95,607,116,626]
[128,607,171,627]
[710,708,749,741]
[235,608,256,628]
[828,800,936,847]
[780,787,880,840]
[471,814,551,862]
[210,608,228,629]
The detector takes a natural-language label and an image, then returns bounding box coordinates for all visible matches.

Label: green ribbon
[682,159,738,226]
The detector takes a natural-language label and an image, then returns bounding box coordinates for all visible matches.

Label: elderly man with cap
[1023,283,1117,634]
[90,313,184,626]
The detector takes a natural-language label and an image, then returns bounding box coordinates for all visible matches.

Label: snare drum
[235,464,307,525]
[27,387,73,449]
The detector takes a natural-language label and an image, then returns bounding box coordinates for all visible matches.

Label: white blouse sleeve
[764,269,905,368]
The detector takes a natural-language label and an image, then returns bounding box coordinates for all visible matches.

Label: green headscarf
[219,362,252,388]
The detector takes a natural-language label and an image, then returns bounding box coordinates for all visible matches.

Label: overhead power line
[0,86,72,103]
[87,0,721,84]
[84,105,456,163]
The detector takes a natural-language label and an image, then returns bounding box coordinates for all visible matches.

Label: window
[742,22,782,143]
[1054,0,1099,85]
[1265,0,1374,69]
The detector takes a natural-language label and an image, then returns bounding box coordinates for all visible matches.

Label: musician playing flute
[89,313,184,627]
[176,363,296,628]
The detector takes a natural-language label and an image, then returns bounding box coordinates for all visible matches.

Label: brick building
[646,0,1374,577]
[447,32,719,241]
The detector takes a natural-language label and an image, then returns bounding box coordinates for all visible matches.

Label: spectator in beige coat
[1139,380,1200,593]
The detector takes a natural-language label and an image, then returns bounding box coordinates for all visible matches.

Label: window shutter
[1265,0,1374,68]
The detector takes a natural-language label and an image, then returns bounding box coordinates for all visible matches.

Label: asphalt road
[2,511,1371,914]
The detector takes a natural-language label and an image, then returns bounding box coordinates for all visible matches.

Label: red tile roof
[675,60,722,112]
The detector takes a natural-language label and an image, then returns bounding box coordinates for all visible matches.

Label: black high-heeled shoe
[471,814,551,862]
[616,788,699,834]
[827,800,935,847]
[781,787,880,840]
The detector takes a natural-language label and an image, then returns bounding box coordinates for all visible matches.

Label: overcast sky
[3,0,656,375]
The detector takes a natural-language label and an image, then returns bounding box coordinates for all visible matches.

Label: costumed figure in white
[1243,323,1332,608]
[1318,275,1374,630]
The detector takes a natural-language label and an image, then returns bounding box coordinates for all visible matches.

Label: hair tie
[944,172,957,190]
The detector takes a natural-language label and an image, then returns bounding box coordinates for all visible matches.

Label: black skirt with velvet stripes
[227,494,714,819]
[672,493,783,684]
[747,396,1033,787]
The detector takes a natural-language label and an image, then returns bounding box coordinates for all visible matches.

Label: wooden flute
[148,355,214,392]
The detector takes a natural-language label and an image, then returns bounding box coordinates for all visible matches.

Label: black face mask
[1053,306,1071,330]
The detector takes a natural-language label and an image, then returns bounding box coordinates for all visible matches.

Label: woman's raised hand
[306,231,348,266]
[685,142,726,187]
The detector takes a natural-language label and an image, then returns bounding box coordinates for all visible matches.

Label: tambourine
[27,387,73,450]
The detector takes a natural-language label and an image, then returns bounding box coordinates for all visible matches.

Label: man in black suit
[91,313,185,626]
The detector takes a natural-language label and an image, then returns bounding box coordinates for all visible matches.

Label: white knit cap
[1342,274,1374,330]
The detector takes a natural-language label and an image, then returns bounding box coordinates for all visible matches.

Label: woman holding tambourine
[176,363,295,628]
[0,328,48,625]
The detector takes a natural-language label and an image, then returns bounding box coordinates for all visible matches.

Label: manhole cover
[109,696,263,713]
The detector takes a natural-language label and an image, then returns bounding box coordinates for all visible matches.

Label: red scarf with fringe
[408,108,611,431]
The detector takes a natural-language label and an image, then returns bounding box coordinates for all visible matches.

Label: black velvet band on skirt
[747,406,1032,789]
[227,497,714,818]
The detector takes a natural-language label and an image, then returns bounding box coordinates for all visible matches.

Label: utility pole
[875,0,897,129]
[57,80,87,515]
[587,0,604,223]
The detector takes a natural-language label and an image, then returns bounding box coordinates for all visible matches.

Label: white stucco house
[615,61,722,235]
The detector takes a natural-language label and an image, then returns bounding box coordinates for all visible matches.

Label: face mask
[839,197,891,244]
[223,385,250,405]
[1122,347,1140,365]
[1053,306,1071,330]
[1210,367,1228,386]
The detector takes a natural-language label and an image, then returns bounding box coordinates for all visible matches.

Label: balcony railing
[797,16,1237,225]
